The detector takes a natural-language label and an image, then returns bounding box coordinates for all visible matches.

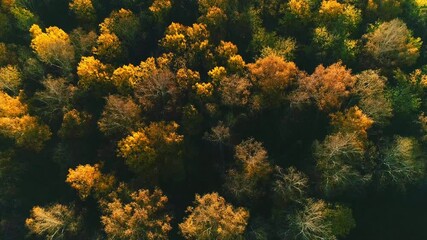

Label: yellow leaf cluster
[409,68,427,88]
[216,41,238,59]
[66,164,115,199]
[117,121,183,174]
[161,22,209,53]
[176,68,200,89]
[288,0,311,18]
[330,106,374,139]
[0,65,20,93]
[200,6,227,27]
[194,82,214,97]
[227,54,245,72]
[26,204,80,239]
[179,192,249,239]
[101,188,172,240]
[149,0,172,13]
[93,32,122,62]
[208,66,227,81]
[319,0,343,17]
[69,0,95,22]
[0,91,51,151]
[77,56,111,90]
[112,57,165,92]
[0,91,26,117]
[29,24,75,70]
[248,54,299,92]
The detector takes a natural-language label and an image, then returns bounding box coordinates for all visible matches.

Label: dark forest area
[1,0,427,239]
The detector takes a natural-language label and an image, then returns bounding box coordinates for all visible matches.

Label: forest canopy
[1,0,427,239]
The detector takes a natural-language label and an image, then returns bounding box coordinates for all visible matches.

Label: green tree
[378,136,425,190]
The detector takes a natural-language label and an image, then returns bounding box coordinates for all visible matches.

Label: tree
[70,28,97,59]
[325,205,356,238]
[225,139,272,203]
[160,22,211,67]
[217,74,252,108]
[25,204,81,240]
[248,54,299,108]
[378,136,425,190]
[117,121,184,184]
[286,199,333,240]
[10,6,38,32]
[99,8,139,45]
[363,19,422,68]
[69,0,96,23]
[93,31,123,63]
[33,77,75,121]
[58,109,91,139]
[134,67,179,114]
[179,192,249,240]
[352,70,392,124]
[330,106,374,139]
[317,0,361,32]
[66,164,115,200]
[0,65,20,94]
[29,24,75,72]
[149,0,172,14]
[98,95,141,137]
[176,67,200,90]
[290,62,355,112]
[273,166,309,205]
[0,91,51,151]
[314,132,370,196]
[76,56,112,92]
[100,187,172,240]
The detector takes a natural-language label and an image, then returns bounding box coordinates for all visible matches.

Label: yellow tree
[26,204,81,240]
[100,187,172,240]
[29,24,75,72]
[330,106,374,139]
[76,56,112,92]
[117,121,184,184]
[93,31,123,62]
[160,22,211,67]
[69,0,96,23]
[66,164,115,199]
[0,65,20,94]
[0,91,51,151]
[248,54,299,108]
[149,0,172,15]
[179,192,249,240]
